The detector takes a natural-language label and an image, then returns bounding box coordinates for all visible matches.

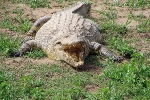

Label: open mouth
[62,43,84,62]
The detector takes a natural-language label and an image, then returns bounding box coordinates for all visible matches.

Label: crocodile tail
[63,1,91,16]
[27,16,51,37]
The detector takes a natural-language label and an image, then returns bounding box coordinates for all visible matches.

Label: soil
[0,0,150,93]
[85,83,101,93]
[1,0,150,69]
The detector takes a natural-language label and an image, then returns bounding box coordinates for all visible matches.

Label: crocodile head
[54,37,90,68]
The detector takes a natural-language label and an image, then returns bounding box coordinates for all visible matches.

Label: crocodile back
[35,12,101,46]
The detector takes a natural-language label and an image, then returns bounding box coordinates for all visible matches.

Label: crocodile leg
[22,16,51,43]
[99,45,123,61]
[90,42,123,62]
[11,40,41,57]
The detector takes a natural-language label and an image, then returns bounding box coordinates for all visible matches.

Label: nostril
[56,41,61,45]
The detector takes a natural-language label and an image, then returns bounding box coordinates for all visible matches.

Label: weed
[123,0,150,9]
[105,0,150,8]
[0,34,20,56]
[0,33,45,59]
[0,15,44,59]
[18,75,46,100]
[55,0,67,3]
[96,53,150,99]
[25,50,46,59]
[45,72,91,99]
[104,0,119,6]
[0,70,46,100]
[13,10,32,33]
[0,33,46,59]
[99,20,129,35]
[98,8,118,20]
[12,9,23,14]
[29,0,50,8]
[108,36,136,57]
[0,71,16,100]
[0,15,32,33]
[136,18,150,33]
[128,12,150,33]
[0,17,17,31]
[14,17,32,33]
[128,11,146,21]
[16,64,105,99]
[8,0,50,8]
[97,9,129,35]
[54,0,82,3]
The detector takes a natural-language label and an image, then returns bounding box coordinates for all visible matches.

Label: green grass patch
[29,0,50,8]
[97,9,135,57]
[55,0,68,3]
[123,0,150,9]
[104,0,119,6]
[13,13,32,33]
[0,17,17,31]
[104,0,150,9]
[0,70,46,100]
[108,36,136,57]
[96,53,150,99]
[98,8,118,20]
[100,20,129,35]
[0,33,45,59]
[136,18,150,33]
[54,0,79,3]
[128,11,147,21]
[1,53,149,99]
[0,34,20,57]
[0,63,105,99]
[25,50,46,59]
[97,9,129,35]
[8,0,50,8]
[128,12,150,33]
[0,15,32,33]
[0,71,16,100]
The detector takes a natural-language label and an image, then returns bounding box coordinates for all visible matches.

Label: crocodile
[12,1,122,68]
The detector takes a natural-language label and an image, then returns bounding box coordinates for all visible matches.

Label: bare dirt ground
[0,0,150,95]
[0,0,150,74]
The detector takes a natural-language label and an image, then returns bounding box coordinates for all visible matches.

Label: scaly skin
[21,2,91,43]
[12,2,122,68]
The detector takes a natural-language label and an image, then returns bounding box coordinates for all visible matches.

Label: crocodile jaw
[62,42,85,68]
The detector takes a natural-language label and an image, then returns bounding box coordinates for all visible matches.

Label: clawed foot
[9,51,24,57]
[112,56,124,62]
